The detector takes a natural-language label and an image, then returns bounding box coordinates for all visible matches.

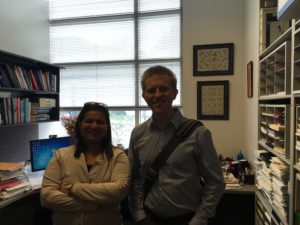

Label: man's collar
[147,108,183,129]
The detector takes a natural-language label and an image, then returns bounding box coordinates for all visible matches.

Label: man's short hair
[141,65,177,92]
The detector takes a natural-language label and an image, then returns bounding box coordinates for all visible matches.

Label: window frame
[49,0,183,145]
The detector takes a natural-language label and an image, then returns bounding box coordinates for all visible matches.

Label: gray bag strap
[143,119,203,199]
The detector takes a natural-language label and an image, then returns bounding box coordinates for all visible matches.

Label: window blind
[49,0,182,146]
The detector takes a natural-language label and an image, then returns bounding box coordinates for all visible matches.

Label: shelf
[256,191,272,214]
[0,50,60,126]
[260,28,292,59]
[259,95,291,100]
[258,140,290,164]
[295,165,300,172]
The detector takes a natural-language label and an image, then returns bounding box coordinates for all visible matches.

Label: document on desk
[26,171,44,189]
[0,162,25,171]
[226,183,241,189]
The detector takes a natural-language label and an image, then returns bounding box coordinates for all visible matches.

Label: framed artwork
[197,80,229,120]
[247,61,253,98]
[193,43,234,76]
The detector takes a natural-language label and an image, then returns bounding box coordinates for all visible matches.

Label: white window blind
[49,0,182,146]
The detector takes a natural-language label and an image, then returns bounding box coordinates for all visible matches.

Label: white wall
[244,0,260,164]
[182,0,249,159]
[0,0,49,61]
[0,0,50,162]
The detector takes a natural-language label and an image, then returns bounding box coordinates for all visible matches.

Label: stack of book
[0,162,31,200]
[30,98,56,122]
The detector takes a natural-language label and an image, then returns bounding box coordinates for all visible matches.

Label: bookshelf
[0,50,60,125]
[257,2,300,224]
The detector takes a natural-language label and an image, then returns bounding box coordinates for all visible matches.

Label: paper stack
[0,162,31,200]
[269,157,289,219]
[224,172,241,189]
[255,150,272,203]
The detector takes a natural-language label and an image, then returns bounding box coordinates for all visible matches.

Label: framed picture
[193,43,234,76]
[197,80,229,120]
[247,61,253,98]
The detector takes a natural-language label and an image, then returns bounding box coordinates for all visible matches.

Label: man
[128,65,225,225]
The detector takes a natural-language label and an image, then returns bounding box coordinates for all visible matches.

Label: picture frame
[193,43,234,76]
[247,61,253,98]
[197,80,229,120]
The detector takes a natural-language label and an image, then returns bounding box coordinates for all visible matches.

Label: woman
[41,102,130,225]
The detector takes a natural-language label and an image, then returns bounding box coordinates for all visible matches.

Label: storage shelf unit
[293,20,300,92]
[259,41,291,97]
[0,50,60,126]
[259,104,290,158]
[294,98,300,220]
[257,3,295,224]
[256,191,272,225]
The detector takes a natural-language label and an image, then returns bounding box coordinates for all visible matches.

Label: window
[49,0,182,147]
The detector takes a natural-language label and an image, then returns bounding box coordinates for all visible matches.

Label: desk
[0,184,257,225]
[0,190,51,225]
[0,171,49,225]
[0,170,43,209]
[209,185,257,225]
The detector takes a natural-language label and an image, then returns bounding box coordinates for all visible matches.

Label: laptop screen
[30,136,72,172]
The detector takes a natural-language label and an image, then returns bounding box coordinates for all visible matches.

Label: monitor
[30,136,73,172]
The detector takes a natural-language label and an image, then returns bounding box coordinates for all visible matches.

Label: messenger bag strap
[143,119,203,200]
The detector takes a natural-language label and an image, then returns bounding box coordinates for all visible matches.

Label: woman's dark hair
[73,102,113,160]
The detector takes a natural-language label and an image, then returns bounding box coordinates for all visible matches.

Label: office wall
[183,0,251,159]
[243,0,260,164]
[0,0,259,164]
[0,0,50,162]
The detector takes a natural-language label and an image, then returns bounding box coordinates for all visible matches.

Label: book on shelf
[42,71,50,91]
[5,98,12,125]
[0,70,9,88]
[35,70,46,91]
[51,74,57,92]
[28,69,39,91]
[38,98,56,108]
[30,100,52,122]
[0,98,8,125]
[20,67,32,90]
[13,65,28,90]
[32,70,44,91]
[0,65,11,88]
[4,64,20,88]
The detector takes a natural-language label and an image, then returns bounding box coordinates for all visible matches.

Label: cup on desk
[244,174,254,185]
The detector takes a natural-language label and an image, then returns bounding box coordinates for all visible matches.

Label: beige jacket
[40,145,130,225]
